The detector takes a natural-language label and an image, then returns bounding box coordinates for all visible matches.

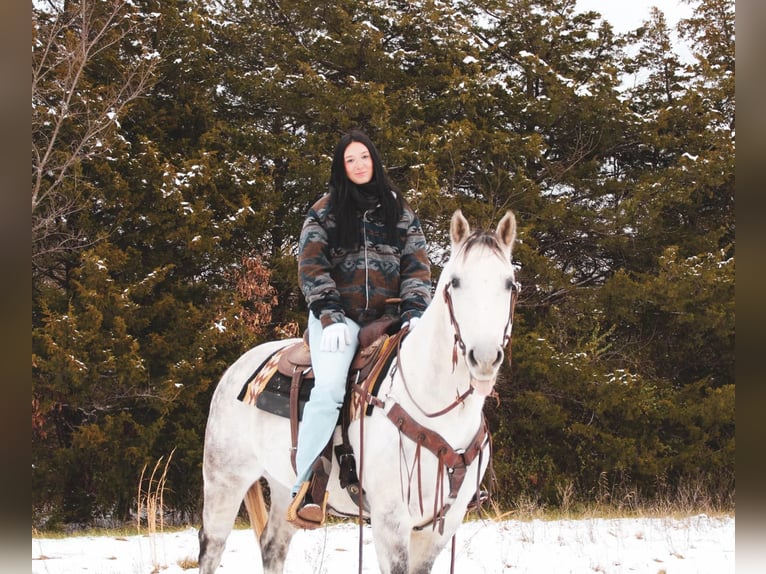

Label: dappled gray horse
[198,209,520,573]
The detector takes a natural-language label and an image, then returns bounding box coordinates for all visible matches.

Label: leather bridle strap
[443,283,465,371]
[443,280,521,370]
[502,282,521,347]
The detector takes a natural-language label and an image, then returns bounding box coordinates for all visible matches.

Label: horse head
[440,209,519,396]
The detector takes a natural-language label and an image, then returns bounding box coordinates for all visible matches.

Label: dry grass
[468,473,734,524]
[33,471,733,541]
[136,449,176,572]
[177,556,199,569]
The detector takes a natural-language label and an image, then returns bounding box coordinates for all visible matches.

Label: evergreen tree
[486,0,734,506]
[32,0,735,525]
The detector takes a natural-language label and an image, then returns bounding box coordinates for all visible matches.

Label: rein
[397,326,474,418]
[395,278,519,420]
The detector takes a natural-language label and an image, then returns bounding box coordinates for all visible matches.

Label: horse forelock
[457,230,507,264]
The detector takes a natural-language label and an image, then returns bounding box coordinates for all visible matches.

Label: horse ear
[496,210,517,256]
[450,209,470,246]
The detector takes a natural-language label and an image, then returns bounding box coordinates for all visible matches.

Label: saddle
[237,317,404,518]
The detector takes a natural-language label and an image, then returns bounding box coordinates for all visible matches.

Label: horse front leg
[369,502,411,574]
[409,505,468,574]
[409,527,452,574]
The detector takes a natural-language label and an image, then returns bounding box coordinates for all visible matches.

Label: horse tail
[243,480,268,538]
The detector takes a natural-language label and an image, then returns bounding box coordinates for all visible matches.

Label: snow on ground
[32,513,733,573]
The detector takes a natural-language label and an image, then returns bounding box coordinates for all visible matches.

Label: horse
[198,209,520,574]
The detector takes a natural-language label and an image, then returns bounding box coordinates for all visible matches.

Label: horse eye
[451,277,461,288]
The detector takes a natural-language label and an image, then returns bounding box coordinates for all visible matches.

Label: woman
[287,129,432,527]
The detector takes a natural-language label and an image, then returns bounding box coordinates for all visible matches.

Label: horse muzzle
[466,346,504,396]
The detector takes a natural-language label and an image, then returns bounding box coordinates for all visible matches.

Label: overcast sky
[575,0,694,33]
[576,0,697,64]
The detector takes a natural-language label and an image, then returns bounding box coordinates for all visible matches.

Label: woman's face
[343,141,374,185]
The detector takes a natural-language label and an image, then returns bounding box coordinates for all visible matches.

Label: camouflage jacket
[298,193,432,327]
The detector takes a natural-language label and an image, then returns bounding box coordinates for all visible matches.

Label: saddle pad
[237,346,314,420]
[238,331,403,421]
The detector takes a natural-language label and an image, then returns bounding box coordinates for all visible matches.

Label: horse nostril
[468,348,503,369]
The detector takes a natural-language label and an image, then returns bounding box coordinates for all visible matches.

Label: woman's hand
[320,323,351,352]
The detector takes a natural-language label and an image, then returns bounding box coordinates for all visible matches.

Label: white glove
[320,322,351,352]
[404,317,420,331]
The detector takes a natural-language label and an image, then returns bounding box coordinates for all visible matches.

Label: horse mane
[456,229,507,262]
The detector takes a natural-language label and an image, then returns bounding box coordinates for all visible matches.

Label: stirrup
[286,481,328,529]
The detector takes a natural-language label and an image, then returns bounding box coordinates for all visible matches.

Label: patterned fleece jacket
[298,193,432,328]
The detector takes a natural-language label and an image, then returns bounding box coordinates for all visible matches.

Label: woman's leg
[292,313,360,494]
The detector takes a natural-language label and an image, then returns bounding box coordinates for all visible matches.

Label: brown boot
[286,481,328,529]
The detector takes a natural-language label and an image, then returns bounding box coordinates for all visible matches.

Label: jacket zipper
[362,209,371,313]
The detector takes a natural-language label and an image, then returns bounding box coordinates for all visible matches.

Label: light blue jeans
[292,312,360,495]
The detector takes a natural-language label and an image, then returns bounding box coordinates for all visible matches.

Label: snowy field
[32,513,733,573]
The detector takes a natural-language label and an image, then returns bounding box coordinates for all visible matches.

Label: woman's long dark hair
[329,129,403,249]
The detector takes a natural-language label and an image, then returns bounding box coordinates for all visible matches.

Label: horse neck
[393,302,486,437]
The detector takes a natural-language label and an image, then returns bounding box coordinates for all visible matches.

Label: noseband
[443,278,521,371]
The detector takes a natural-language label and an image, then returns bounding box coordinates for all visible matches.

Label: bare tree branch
[32,0,159,274]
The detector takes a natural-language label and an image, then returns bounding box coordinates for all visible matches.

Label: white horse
[198,209,519,574]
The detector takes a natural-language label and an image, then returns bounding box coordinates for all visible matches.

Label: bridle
[443,276,521,372]
[398,275,521,419]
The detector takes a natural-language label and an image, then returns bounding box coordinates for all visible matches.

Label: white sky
[576,0,697,65]
[575,0,695,33]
